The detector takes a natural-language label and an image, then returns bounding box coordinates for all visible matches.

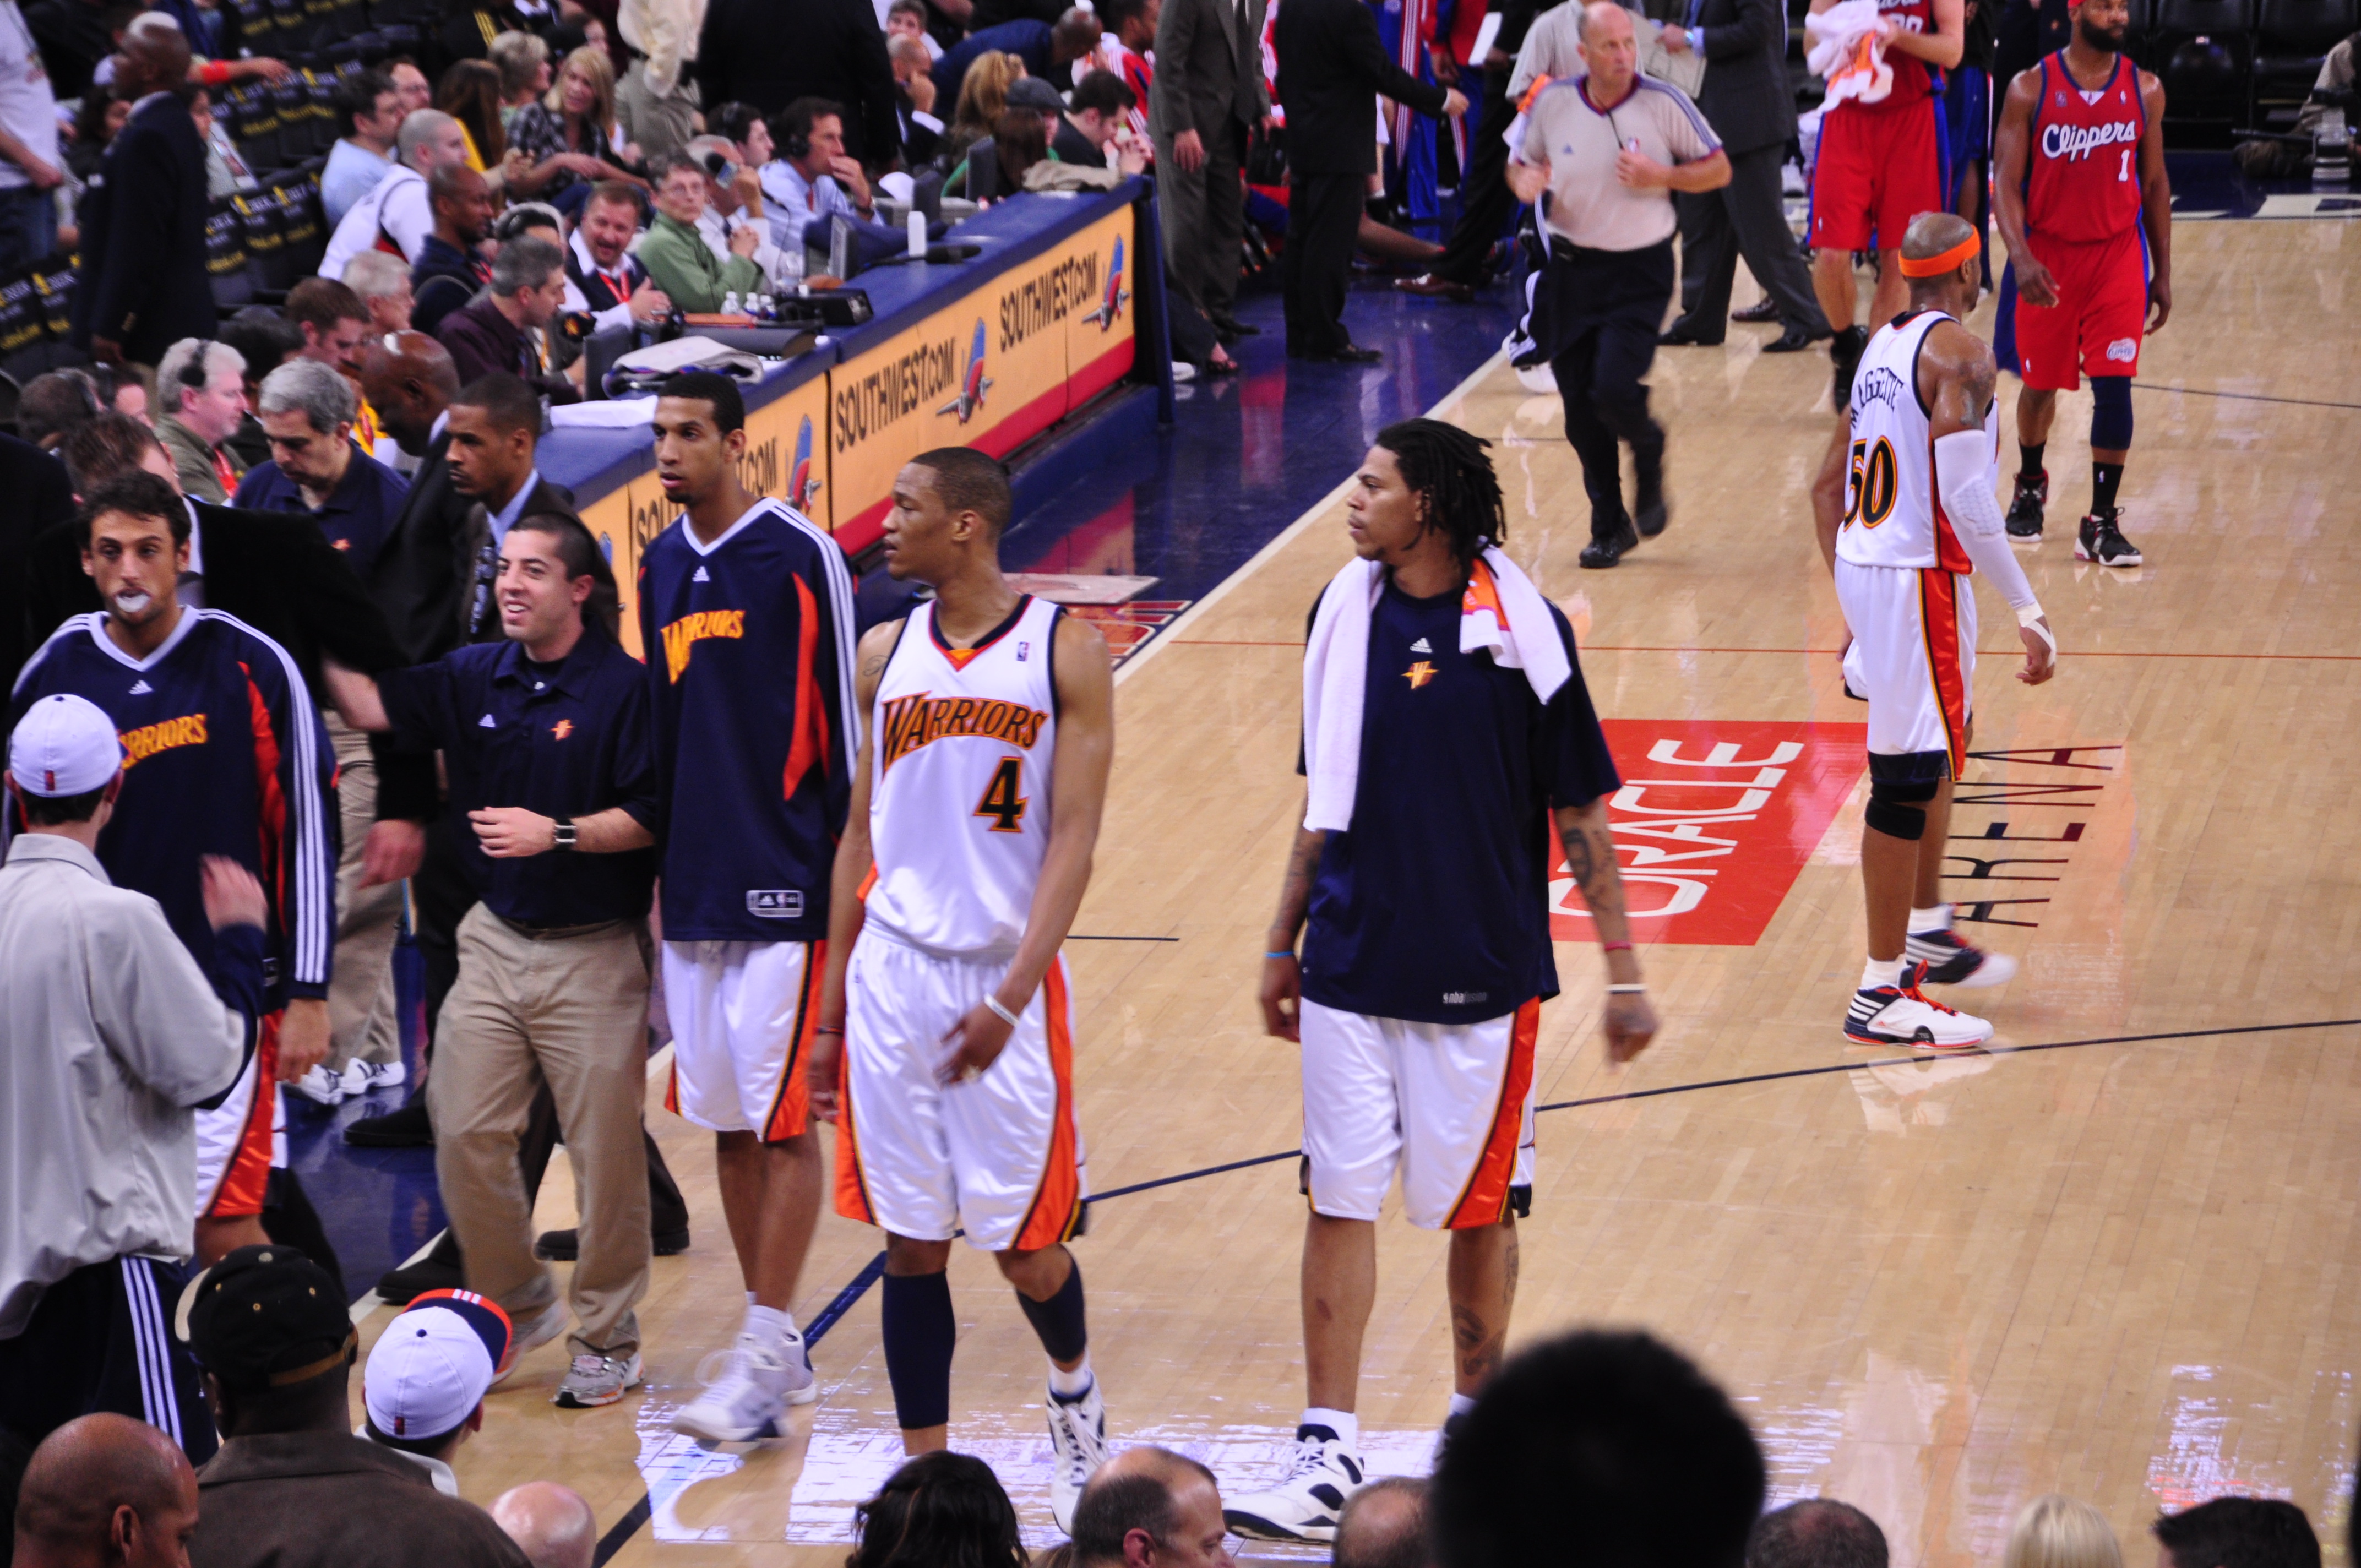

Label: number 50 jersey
[1835,309,1999,574]
[865,595,1061,960]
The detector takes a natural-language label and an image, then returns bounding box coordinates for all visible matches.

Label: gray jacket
[0,835,252,1337]
[1688,0,1797,154]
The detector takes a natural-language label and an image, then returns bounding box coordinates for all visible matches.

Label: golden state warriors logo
[878,692,1048,769]
[120,713,209,770]
[937,319,993,423]
[660,609,744,682]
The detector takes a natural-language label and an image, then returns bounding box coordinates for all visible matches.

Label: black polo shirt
[379,629,659,927]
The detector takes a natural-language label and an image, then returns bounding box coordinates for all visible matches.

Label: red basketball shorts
[1810,98,1944,254]
[2015,226,2148,390]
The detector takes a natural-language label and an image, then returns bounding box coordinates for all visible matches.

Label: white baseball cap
[363,1292,510,1444]
[8,693,124,797]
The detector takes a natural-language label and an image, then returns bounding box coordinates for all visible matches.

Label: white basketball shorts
[194,1011,282,1219]
[1298,997,1539,1231]
[1837,560,1977,783]
[662,939,824,1140]
[835,937,1086,1253]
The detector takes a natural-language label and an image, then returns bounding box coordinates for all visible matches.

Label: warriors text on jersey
[10,610,337,1006]
[1836,310,2000,574]
[2024,51,2146,243]
[864,595,1062,959]
[638,498,859,943]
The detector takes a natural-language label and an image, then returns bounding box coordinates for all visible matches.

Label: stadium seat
[207,195,255,312]
[2254,0,2358,104]
[2157,0,2258,116]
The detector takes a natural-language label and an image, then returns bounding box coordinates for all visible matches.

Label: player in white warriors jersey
[810,448,1116,1532]
[1810,213,2059,1050]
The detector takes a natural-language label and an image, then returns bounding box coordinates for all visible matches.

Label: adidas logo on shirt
[693,566,711,582]
[1409,638,1432,653]
[128,679,153,694]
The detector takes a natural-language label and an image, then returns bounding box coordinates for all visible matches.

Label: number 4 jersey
[865,595,1061,959]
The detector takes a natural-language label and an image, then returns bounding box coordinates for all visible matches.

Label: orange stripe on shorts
[209,1012,281,1219]
[1013,961,1084,1251]
[1445,999,1540,1230]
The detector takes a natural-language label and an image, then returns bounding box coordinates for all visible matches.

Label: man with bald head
[1070,1447,1235,1566]
[13,1414,199,1568]
[68,13,211,368]
[1809,210,2056,1050]
[1333,1478,1432,1568]
[489,1483,596,1568]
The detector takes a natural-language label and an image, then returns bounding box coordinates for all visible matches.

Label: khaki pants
[428,905,651,1359]
[615,59,698,163]
[328,716,402,1069]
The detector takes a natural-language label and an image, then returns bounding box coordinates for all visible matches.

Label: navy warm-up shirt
[638,499,859,943]
[378,630,660,926]
[232,445,412,578]
[1299,579,1622,1027]
[10,609,339,1007]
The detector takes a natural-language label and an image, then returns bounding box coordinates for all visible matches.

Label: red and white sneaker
[1845,963,1994,1050]
[1904,925,2019,988]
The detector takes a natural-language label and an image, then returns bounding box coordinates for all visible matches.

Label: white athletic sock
[1862,956,1905,990]
[1303,1407,1359,1451]
[1907,904,1952,935]
[1048,1352,1094,1398]
[1447,1392,1478,1422]
[745,1304,799,1346]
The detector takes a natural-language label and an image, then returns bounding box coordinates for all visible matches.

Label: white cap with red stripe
[8,694,124,797]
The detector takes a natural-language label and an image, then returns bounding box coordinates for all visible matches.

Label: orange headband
[1898,234,1981,277]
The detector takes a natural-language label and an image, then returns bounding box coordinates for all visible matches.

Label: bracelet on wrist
[984,994,1021,1028]
[1601,940,1632,953]
[1606,982,1647,995]
[813,1025,844,1037]
[1265,949,1296,960]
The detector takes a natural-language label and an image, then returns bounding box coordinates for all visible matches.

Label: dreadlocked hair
[1374,417,1506,570]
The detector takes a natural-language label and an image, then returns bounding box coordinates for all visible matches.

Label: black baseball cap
[175,1244,356,1390]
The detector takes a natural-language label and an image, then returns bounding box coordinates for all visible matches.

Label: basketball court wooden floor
[352,218,2361,1565]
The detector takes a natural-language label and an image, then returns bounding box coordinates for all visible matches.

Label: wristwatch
[551,816,577,852]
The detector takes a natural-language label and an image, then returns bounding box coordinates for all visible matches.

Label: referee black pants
[1538,237,1675,541]
[0,1255,215,1464]
[1283,171,1367,357]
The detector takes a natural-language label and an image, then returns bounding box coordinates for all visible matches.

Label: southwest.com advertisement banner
[584,204,1138,660]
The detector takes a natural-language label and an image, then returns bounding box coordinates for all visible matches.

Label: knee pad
[2089,375,2134,450]
[1865,776,1938,840]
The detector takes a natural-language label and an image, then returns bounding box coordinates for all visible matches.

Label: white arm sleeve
[1935,428,2042,614]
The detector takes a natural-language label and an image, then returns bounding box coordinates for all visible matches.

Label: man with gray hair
[434,236,583,404]
[156,338,253,503]
[235,360,411,591]
[1334,1478,1433,1568]
[345,249,418,338]
[322,108,477,278]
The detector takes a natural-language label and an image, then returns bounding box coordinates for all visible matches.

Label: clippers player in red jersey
[1808,0,1965,400]
[1993,0,2169,567]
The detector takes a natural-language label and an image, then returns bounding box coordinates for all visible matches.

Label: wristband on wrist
[984,994,1021,1028]
[1606,983,1647,994]
[2017,603,2055,650]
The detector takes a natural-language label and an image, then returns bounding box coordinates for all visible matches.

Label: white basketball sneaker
[671,1331,813,1443]
[1045,1379,1109,1534]
[1904,924,2019,988]
[1845,962,1994,1050]
[1223,1424,1366,1543]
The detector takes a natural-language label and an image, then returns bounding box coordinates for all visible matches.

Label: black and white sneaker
[2005,470,2047,538]
[2075,508,2142,567]
[1905,926,2019,988]
[1046,1379,1109,1534]
[1225,1425,1365,1542]
[1844,962,1993,1050]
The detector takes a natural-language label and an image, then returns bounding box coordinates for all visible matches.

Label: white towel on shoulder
[1302,546,1574,834]
[1807,0,1893,106]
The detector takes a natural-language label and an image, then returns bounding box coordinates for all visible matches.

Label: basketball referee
[1507,2,1729,568]
[0,695,269,1462]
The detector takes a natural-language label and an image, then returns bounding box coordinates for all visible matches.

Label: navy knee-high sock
[880,1272,956,1430]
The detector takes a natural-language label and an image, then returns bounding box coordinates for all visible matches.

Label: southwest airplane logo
[791,414,823,511]
[937,318,992,422]
[1083,237,1129,330]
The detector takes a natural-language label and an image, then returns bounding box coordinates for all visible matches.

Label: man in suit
[1274,0,1465,361]
[697,0,899,165]
[1,426,78,689]
[1151,0,1272,342]
[1397,0,1549,301]
[1656,0,1834,349]
[68,14,212,369]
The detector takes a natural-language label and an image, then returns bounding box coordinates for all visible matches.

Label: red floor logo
[1551,720,1869,946]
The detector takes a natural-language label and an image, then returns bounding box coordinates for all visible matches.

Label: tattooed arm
[1258,820,1327,1042]
[1553,797,1661,1063]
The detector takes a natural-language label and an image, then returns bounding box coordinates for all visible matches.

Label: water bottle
[722,290,739,315]
[907,208,927,259]
[2316,108,2350,186]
